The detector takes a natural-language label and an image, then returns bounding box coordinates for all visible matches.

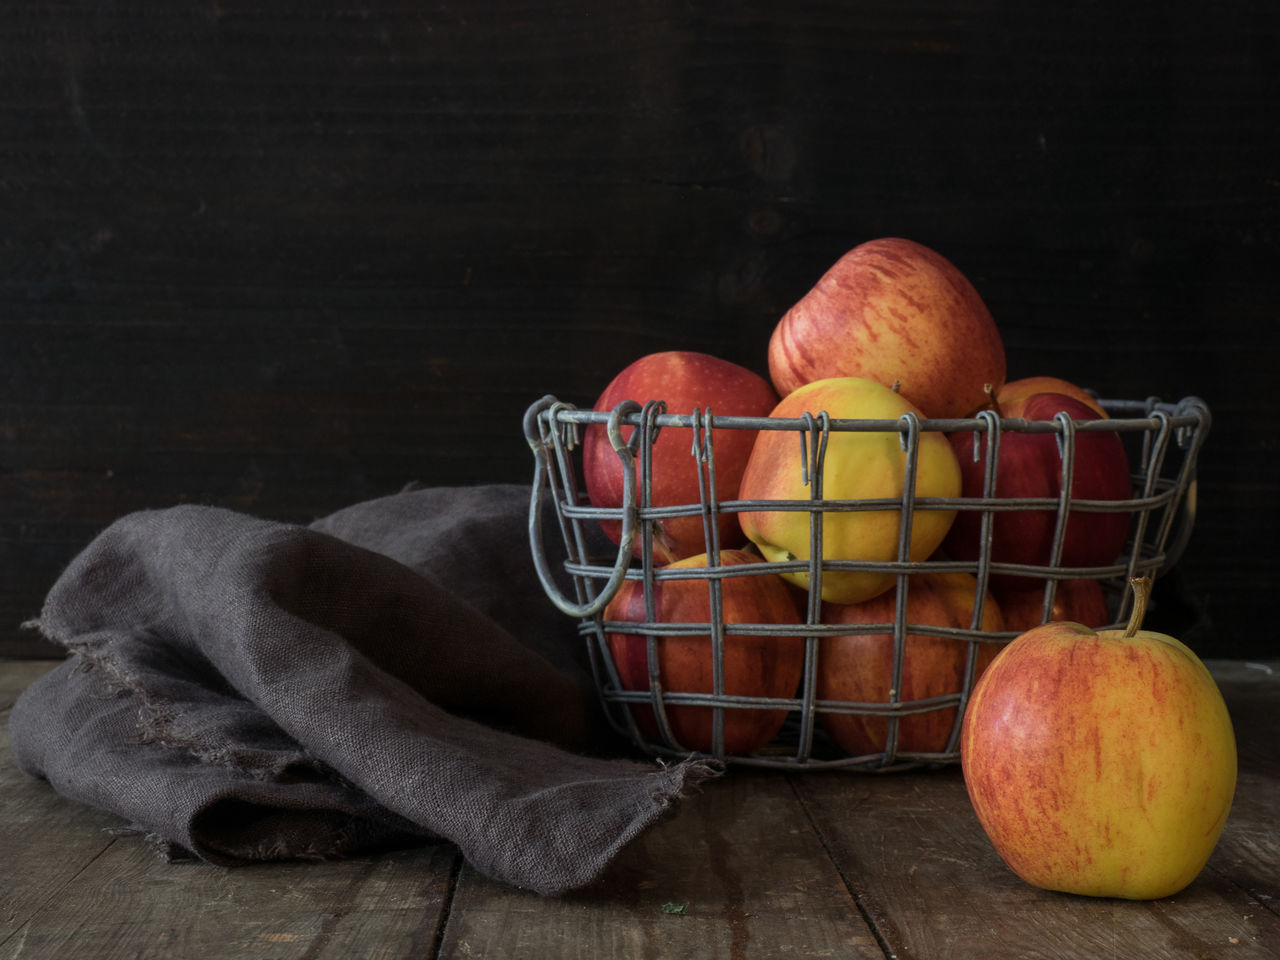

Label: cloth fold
[9,484,719,895]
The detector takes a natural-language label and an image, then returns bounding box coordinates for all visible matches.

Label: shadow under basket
[523,393,1210,771]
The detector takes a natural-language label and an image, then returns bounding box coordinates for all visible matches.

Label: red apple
[583,351,779,564]
[767,238,1006,419]
[817,572,1004,757]
[998,376,1108,420]
[995,577,1111,631]
[944,392,1132,576]
[603,549,805,756]
[961,578,1237,900]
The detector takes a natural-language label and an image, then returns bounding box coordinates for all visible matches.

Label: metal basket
[522,392,1210,771]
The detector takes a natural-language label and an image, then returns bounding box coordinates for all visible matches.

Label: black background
[3,1,1277,658]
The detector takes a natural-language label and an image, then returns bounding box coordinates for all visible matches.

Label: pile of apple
[583,236,1139,761]
[572,236,1234,900]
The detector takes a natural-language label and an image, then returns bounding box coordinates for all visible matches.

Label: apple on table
[817,572,1004,759]
[737,376,962,605]
[961,576,1237,900]
[602,549,805,756]
[582,350,779,564]
[768,237,1007,419]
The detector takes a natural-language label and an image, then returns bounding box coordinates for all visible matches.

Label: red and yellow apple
[583,351,779,564]
[944,392,1132,575]
[995,577,1111,631]
[998,376,1108,420]
[961,577,1237,900]
[818,572,1004,758]
[602,549,805,756]
[738,377,962,604]
[767,237,1006,419]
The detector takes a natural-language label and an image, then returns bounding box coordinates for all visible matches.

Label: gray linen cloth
[9,484,718,895]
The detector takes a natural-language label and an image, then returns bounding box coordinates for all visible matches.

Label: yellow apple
[960,577,1237,900]
[737,377,961,604]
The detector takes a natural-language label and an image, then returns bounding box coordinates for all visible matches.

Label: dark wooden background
[2,1,1276,659]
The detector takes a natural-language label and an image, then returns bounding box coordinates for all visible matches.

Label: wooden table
[2,657,1276,959]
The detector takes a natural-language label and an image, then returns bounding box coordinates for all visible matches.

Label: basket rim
[544,393,1209,435]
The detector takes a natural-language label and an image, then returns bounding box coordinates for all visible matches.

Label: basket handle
[524,396,638,619]
[1155,395,1210,577]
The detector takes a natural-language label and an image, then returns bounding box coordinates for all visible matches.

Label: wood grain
[1,659,1277,958]
[0,661,457,960]
[1199,661,1280,917]
[0,841,458,960]
[437,770,886,960]
[792,769,1280,959]
[789,660,1280,958]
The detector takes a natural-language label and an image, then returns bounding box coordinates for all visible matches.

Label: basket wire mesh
[523,393,1210,771]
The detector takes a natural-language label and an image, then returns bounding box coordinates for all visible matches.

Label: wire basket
[522,392,1210,771]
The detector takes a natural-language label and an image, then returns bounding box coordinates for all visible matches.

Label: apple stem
[1122,576,1153,638]
[890,380,901,394]
[965,383,1001,418]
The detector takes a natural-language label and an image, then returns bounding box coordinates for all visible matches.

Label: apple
[818,572,1004,758]
[995,577,1111,631]
[738,377,962,604]
[603,549,805,756]
[944,392,1132,576]
[582,351,779,564]
[960,577,1237,900]
[998,376,1108,420]
[767,237,1006,419]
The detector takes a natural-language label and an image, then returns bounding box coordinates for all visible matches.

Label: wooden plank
[1204,769,1280,923]
[436,769,885,960]
[791,663,1280,958]
[1201,660,1280,916]
[0,834,458,960]
[2,654,1275,957]
[1,659,458,960]
[1208,660,1280,778]
[794,769,1280,959]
